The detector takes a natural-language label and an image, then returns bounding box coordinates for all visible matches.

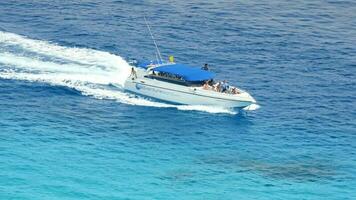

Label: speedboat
[121,60,257,109]
[119,17,256,109]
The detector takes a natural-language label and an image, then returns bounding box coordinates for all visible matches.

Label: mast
[144,16,163,64]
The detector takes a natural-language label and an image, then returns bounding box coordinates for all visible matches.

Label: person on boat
[214,81,222,92]
[221,80,229,93]
[208,79,214,86]
[130,67,137,79]
[232,87,240,94]
[202,63,209,71]
[203,81,210,90]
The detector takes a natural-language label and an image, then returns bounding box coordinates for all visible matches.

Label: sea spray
[0,31,239,114]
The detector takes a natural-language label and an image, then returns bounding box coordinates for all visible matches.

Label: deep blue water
[1,0,356,199]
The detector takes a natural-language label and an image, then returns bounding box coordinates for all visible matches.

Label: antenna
[144,16,163,64]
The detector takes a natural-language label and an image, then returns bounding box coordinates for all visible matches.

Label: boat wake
[0,32,257,114]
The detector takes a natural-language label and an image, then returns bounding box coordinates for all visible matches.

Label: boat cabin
[144,63,215,86]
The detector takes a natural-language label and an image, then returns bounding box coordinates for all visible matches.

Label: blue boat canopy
[153,64,215,82]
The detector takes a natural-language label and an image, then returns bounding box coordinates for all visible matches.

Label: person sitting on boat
[201,63,209,71]
[203,81,211,90]
[130,67,137,79]
[214,81,222,92]
[232,87,240,94]
[208,79,214,86]
[221,80,229,93]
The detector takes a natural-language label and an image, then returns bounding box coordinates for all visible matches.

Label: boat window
[146,75,187,86]
[146,71,205,86]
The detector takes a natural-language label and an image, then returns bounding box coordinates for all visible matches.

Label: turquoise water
[1,0,355,199]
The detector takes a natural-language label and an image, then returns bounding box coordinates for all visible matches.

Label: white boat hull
[121,75,256,108]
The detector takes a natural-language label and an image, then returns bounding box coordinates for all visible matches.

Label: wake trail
[0,31,237,114]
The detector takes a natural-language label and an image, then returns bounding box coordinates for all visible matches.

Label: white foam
[243,103,261,111]
[0,53,107,76]
[0,31,130,85]
[0,31,238,114]
[0,31,125,71]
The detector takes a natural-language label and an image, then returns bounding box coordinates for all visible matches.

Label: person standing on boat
[130,67,137,79]
[202,63,209,71]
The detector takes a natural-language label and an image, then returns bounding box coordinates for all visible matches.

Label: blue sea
[0,0,355,199]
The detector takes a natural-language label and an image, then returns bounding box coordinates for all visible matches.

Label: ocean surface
[0,0,355,199]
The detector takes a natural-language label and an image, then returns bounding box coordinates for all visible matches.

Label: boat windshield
[147,71,205,86]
